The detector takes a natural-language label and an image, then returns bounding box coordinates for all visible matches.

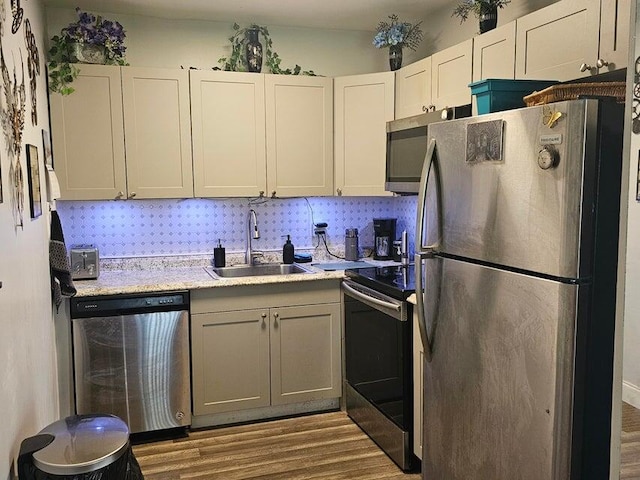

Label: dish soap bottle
[283,235,294,264]
[214,239,226,267]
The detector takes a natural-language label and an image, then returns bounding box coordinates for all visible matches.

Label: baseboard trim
[622,381,640,409]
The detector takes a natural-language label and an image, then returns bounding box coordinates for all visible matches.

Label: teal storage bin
[469,79,559,114]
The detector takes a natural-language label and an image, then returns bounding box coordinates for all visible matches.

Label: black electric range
[342,263,418,471]
[345,264,415,300]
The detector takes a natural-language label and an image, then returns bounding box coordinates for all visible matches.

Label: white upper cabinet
[191,71,333,198]
[334,72,395,197]
[265,75,333,197]
[598,0,631,72]
[431,39,473,110]
[51,65,192,200]
[514,0,622,80]
[51,65,126,200]
[122,67,193,199]
[472,22,516,82]
[191,71,267,198]
[395,56,433,119]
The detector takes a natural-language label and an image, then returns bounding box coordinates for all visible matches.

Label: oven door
[343,279,412,432]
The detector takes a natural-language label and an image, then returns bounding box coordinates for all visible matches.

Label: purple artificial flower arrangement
[48,8,127,95]
[61,8,127,64]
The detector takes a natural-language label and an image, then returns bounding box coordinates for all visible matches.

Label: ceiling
[42,0,454,31]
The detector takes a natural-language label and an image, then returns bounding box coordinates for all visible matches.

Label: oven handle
[342,281,402,312]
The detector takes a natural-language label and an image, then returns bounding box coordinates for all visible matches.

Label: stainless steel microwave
[385,104,471,194]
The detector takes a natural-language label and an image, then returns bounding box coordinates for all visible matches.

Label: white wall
[46,2,561,76]
[419,0,560,54]
[623,3,640,409]
[0,0,58,478]
[45,7,397,77]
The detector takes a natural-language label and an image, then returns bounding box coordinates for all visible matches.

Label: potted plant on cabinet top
[217,23,315,75]
[373,14,423,71]
[48,7,127,95]
[452,0,511,34]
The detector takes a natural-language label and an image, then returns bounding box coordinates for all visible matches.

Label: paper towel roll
[45,165,61,202]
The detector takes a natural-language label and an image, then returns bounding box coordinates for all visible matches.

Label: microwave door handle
[415,251,433,362]
[416,139,442,252]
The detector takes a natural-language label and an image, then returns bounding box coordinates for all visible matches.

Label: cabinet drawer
[191,279,341,313]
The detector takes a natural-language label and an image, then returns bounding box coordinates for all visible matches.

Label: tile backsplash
[57,196,417,259]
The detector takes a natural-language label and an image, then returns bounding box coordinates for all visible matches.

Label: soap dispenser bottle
[283,235,295,264]
[214,239,226,267]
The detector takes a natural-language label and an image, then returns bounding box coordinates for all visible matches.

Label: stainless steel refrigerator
[414,99,624,480]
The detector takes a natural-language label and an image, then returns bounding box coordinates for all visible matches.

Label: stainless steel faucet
[246,209,263,265]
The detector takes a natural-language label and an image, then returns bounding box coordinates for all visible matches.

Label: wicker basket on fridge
[523,82,626,106]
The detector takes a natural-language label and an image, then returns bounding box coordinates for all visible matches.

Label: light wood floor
[134,404,640,479]
[621,402,640,479]
[133,411,420,480]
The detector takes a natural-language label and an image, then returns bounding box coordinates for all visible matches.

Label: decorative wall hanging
[633,57,640,135]
[10,0,23,34]
[1,46,27,228]
[633,56,640,202]
[0,0,6,39]
[26,144,41,218]
[24,18,40,125]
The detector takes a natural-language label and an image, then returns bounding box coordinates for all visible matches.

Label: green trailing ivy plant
[47,36,79,95]
[217,23,315,75]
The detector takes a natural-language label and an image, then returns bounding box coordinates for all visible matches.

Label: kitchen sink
[204,263,314,279]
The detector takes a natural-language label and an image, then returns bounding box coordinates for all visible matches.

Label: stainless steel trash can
[18,414,143,479]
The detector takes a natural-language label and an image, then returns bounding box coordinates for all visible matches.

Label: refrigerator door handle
[415,251,433,362]
[415,138,442,251]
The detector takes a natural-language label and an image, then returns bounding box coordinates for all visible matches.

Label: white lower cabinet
[191,282,342,417]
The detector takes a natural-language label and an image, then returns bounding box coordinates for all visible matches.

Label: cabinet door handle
[115,191,124,199]
[579,63,593,73]
[128,192,137,199]
[336,188,342,196]
[596,58,609,69]
[273,312,279,327]
[261,312,267,326]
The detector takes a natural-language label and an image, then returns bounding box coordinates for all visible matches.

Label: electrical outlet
[314,222,327,236]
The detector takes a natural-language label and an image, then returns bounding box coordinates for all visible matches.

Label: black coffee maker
[373,218,396,260]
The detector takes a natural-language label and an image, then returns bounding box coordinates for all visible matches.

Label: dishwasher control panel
[71,291,189,317]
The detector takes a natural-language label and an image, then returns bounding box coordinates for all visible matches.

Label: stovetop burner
[345,264,415,300]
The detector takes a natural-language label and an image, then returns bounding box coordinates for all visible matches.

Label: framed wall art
[41,129,52,167]
[26,143,41,218]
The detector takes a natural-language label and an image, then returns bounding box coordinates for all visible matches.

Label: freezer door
[422,100,613,279]
[421,256,578,480]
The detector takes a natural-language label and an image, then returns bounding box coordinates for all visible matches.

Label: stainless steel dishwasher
[70,291,191,434]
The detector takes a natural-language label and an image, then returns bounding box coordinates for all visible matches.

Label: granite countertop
[71,252,396,297]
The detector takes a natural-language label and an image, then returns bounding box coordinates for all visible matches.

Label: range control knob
[537,145,560,170]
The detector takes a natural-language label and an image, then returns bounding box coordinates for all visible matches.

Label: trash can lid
[32,414,130,475]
